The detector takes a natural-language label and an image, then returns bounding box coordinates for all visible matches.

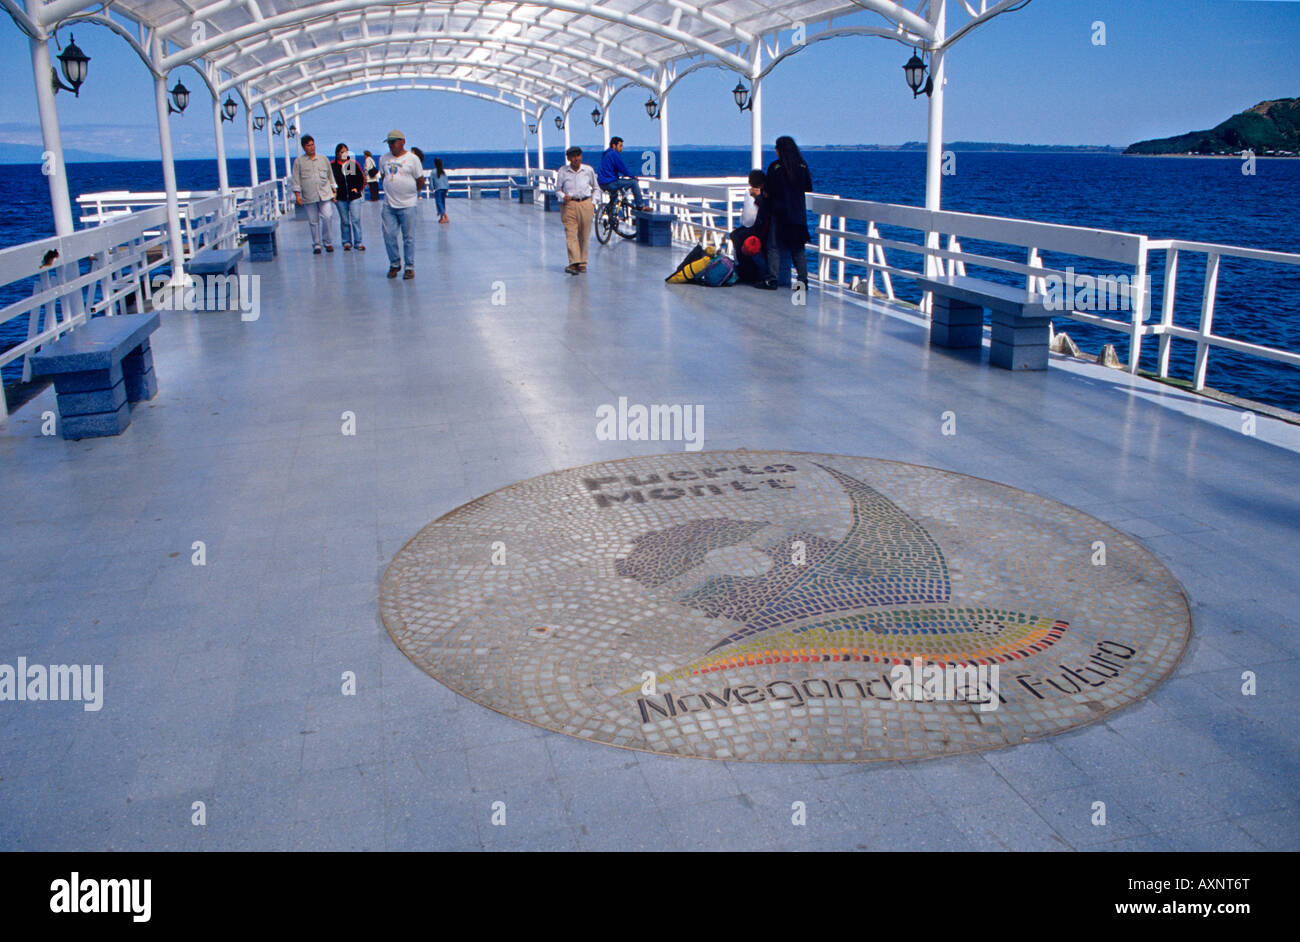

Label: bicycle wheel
[594,198,614,244]
[614,192,639,240]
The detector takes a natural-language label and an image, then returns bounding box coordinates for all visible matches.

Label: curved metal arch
[755,25,927,82]
[218,32,652,95]
[253,56,579,109]
[214,8,666,76]
[260,65,564,116]
[159,0,754,76]
[290,80,540,119]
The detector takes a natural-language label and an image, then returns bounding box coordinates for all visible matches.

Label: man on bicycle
[597,137,648,211]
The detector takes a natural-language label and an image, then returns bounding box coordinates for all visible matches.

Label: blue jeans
[434,189,447,216]
[602,177,643,207]
[337,199,363,246]
[766,242,808,287]
[381,204,415,268]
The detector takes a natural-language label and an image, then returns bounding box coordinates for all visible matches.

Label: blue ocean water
[3,150,1298,410]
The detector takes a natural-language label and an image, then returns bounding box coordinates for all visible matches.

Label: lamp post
[168,80,190,115]
[221,96,237,122]
[287,122,297,138]
[273,117,284,135]
[903,49,933,98]
[554,115,564,130]
[732,81,752,112]
[51,34,90,96]
[645,98,659,119]
[590,106,602,126]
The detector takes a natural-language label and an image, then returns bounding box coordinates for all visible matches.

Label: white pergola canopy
[13,1,1025,118]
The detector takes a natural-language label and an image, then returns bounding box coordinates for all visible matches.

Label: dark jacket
[332,157,365,202]
[765,158,813,249]
[731,190,773,283]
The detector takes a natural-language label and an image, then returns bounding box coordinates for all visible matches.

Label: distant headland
[1125,98,1299,157]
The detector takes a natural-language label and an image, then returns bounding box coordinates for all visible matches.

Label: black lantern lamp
[903,49,932,98]
[52,34,90,96]
[645,97,659,119]
[168,80,190,114]
[554,114,564,130]
[732,80,752,112]
[287,122,297,138]
[590,106,603,126]
[528,122,537,133]
[253,114,266,131]
[221,96,238,122]
[273,117,284,135]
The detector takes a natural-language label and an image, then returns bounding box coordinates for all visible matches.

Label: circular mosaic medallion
[380,452,1191,762]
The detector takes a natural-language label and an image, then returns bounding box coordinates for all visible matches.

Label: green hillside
[1126,98,1300,155]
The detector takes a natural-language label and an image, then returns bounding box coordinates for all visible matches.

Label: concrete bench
[517,185,536,205]
[497,184,511,200]
[240,221,278,262]
[28,312,161,439]
[914,272,1052,371]
[467,183,487,200]
[185,246,242,277]
[543,190,562,212]
[635,210,673,248]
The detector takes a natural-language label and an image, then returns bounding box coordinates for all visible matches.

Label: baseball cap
[385,129,405,142]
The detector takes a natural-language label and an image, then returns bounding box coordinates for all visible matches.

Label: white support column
[537,111,544,172]
[563,117,570,155]
[601,94,611,151]
[151,35,186,285]
[245,99,259,186]
[30,34,75,236]
[521,108,531,177]
[281,115,291,188]
[212,96,230,195]
[749,79,763,172]
[264,115,276,181]
[924,1,947,213]
[658,94,669,180]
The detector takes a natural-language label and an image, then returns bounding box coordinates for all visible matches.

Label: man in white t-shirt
[378,129,425,279]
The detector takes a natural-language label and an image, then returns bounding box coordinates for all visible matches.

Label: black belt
[568,195,590,201]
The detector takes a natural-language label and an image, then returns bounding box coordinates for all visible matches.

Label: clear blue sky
[0,0,1297,159]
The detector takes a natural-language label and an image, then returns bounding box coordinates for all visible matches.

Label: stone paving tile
[474,780,570,846]
[383,757,482,851]
[946,794,1073,852]
[663,793,790,851]
[1026,783,1153,848]
[1155,820,1265,852]
[291,764,386,851]
[466,736,554,789]
[1231,808,1300,850]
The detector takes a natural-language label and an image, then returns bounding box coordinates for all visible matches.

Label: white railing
[625,178,1300,394]
[76,190,218,226]
[236,180,282,222]
[0,205,175,420]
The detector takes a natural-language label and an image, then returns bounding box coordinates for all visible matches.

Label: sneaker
[565,264,579,275]
[577,265,587,273]
[758,279,778,290]
[313,247,322,255]
[387,266,400,279]
[343,244,352,251]
[356,245,365,251]
[403,268,414,280]
[325,245,334,253]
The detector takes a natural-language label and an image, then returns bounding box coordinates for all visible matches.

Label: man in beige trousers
[555,146,598,275]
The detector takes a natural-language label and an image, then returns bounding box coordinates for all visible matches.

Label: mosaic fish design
[616,463,1068,684]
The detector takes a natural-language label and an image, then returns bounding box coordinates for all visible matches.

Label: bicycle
[594,185,640,244]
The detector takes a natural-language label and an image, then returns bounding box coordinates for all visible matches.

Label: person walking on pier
[363,150,380,201]
[379,130,425,280]
[765,136,814,290]
[332,143,366,251]
[432,158,451,224]
[556,146,598,275]
[291,134,337,254]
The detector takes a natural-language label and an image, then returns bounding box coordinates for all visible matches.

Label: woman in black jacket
[764,135,813,289]
[332,143,366,250]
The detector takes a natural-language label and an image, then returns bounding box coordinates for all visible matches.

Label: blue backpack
[698,254,738,287]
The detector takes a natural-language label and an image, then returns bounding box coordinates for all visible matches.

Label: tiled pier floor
[1,196,1297,850]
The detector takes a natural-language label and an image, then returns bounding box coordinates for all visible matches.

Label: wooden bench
[517,185,536,205]
[634,210,673,247]
[185,246,242,278]
[240,221,278,262]
[28,312,161,439]
[914,273,1053,371]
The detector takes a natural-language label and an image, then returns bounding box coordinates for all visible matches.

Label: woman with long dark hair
[432,158,451,223]
[764,135,813,289]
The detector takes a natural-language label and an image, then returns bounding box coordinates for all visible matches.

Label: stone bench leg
[990,310,1051,370]
[929,295,984,348]
[52,362,130,440]
[122,340,159,401]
